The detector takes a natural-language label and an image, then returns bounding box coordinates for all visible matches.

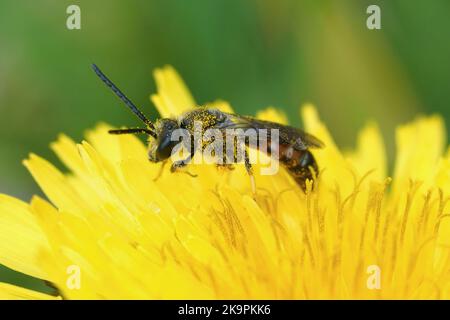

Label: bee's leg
[244,147,256,195]
[216,140,235,171]
[170,152,198,177]
[216,163,235,171]
[153,160,167,181]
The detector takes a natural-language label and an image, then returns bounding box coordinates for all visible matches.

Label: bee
[92,64,324,192]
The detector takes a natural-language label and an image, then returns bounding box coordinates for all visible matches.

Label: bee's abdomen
[280,149,318,192]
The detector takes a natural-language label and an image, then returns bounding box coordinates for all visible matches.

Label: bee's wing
[218,114,324,150]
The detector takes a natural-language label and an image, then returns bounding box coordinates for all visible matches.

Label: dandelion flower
[0,66,449,299]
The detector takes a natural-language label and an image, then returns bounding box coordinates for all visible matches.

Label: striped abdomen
[279,146,319,192]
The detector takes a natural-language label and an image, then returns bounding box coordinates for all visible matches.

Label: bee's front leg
[153,160,167,181]
[170,152,197,177]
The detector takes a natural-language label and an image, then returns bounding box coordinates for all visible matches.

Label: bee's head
[91,64,181,163]
[148,118,180,162]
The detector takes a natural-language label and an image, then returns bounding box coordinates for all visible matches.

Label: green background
[0,0,449,294]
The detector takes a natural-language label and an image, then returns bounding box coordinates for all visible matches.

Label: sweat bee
[92,64,324,192]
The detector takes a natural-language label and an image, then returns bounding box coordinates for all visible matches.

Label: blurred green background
[0,0,449,294]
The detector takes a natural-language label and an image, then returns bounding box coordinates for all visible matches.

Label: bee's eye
[164,121,178,131]
[156,136,176,160]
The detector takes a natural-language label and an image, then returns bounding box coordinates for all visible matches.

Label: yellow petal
[84,123,122,164]
[434,148,450,194]
[50,134,85,176]
[23,154,87,213]
[346,122,387,180]
[256,107,288,124]
[301,103,354,194]
[150,65,196,118]
[0,195,49,280]
[393,115,446,193]
[0,282,59,300]
[206,99,234,113]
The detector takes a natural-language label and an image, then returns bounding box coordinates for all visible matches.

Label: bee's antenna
[92,64,155,131]
[108,127,157,138]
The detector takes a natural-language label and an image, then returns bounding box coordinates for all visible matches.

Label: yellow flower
[0,66,449,299]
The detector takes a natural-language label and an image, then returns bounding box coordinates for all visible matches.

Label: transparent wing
[217,113,324,150]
